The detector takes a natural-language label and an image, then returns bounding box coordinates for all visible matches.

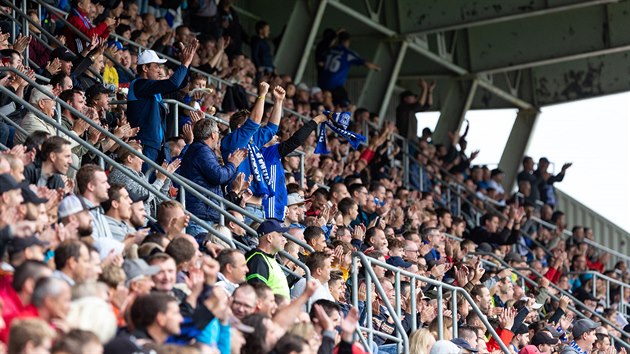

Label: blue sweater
[127,65,189,150]
[180,141,237,222]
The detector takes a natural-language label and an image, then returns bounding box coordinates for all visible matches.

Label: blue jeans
[187,218,215,244]
[142,143,171,175]
[243,204,265,226]
[378,344,399,354]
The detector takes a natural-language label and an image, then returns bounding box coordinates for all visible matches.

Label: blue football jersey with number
[318,45,365,90]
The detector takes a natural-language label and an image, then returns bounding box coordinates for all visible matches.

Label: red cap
[519,345,541,354]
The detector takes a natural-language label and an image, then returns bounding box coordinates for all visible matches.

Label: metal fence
[351,252,511,354]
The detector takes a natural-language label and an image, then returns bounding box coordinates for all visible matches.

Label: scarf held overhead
[314,110,366,155]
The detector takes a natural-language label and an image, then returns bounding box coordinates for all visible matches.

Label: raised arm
[251,81,270,124]
[269,85,286,126]
[272,280,317,329]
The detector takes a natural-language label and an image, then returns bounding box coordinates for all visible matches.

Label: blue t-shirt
[262,144,286,220]
[318,45,365,90]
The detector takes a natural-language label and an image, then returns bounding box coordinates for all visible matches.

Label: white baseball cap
[58,195,90,219]
[286,193,306,206]
[137,49,168,65]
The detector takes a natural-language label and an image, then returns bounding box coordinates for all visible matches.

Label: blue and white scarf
[567,340,587,354]
[247,141,274,198]
[314,110,366,155]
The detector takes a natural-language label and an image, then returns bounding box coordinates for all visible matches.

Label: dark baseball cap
[128,189,149,204]
[0,173,21,194]
[571,319,600,339]
[513,323,530,335]
[477,242,493,253]
[8,235,48,255]
[21,184,48,204]
[451,338,478,353]
[257,219,289,237]
[531,331,559,345]
[50,47,76,62]
[85,84,113,101]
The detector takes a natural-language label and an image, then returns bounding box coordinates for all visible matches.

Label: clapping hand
[180,39,200,67]
[12,34,31,53]
[45,58,62,75]
[189,110,205,123]
[227,148,248,167]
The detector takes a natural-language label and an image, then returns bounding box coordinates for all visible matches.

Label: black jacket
[23,163,65,190]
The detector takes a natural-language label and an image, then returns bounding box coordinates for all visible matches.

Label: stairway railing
[351,252,511,354]
[0,66,312,281]
[474,251,630,350]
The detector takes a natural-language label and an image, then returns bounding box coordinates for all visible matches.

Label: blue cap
[108,40,124,50]
[257,219,289,237]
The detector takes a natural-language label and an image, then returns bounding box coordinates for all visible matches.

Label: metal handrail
[0,84,234,246]
[33,0,134,78]
[0,66,314,276]
[529,216,630,265]
[352,252,510,354]
[474,251,630,350]
[107,32,320,126]
[568,271,629,310]
[109,97,312,252]
[3,0,106,81]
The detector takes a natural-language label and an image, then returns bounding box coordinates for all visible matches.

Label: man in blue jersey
[261,113,328,221]
[221,82,292,224]
[220,83,281,225]
[127,41,198,171]
[317,31,380,106]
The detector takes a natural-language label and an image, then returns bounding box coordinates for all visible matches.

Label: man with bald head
[231,284,257,320]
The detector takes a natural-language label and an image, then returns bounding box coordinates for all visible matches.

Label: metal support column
[356,41,408,119]
[497,108,539,193]
[433,79,478,145]
[274,0,328,84]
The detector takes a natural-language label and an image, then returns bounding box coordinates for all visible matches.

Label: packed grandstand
[0,1,627,354]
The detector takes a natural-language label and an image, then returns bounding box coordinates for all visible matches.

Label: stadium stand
[0,1,628,354]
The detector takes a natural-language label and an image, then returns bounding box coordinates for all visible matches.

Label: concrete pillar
[498,108,540,192]
[274,0,327,83]
[356,41,408,118]
[433,79,478,145]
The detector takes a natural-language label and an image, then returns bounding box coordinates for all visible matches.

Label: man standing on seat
[127,40,199,169]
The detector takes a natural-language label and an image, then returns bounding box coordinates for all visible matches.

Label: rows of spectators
[0,1,626,354]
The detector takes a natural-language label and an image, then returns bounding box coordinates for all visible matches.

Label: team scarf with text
[247,141,274,198]
[314,110,366,155]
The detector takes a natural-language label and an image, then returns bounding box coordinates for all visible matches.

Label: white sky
[417,92,630,232]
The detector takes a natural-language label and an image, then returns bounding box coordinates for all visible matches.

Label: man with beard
[128,190,148,229]
[58,194,94,239]
[23,136,72,190]
[102,184,138,242]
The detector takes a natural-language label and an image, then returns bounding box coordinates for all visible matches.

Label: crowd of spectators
[0,1,627,354]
